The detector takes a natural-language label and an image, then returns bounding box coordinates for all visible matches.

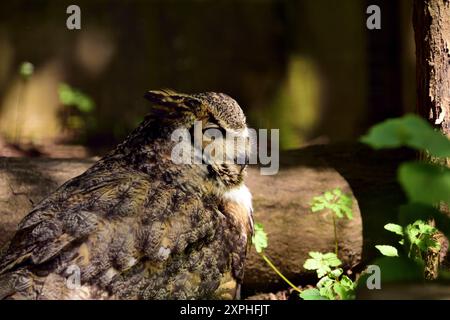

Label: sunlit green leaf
[360,114,450,157]
[329,268,343,279]
[319,284,336,300]
[303,252,342,278]
[334,281,355,300]
[375,245,399,257]
[300,288,327,300]
[310,188,353,220]
[384,223,404,236]
[58,82,95,113]
[340,275,355,290]
[252,223,268,253]
[322,252,342,267]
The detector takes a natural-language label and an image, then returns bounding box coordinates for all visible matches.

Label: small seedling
[311,188,353,255]
[300,188,357,300]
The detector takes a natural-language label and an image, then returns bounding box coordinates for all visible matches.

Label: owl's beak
[239,155,250,173]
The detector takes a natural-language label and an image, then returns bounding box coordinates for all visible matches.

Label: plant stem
[333,215,338,256]
[261,254,301,293]
[14,79,24,144]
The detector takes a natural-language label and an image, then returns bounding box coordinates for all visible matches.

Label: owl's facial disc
[198,122,251,188]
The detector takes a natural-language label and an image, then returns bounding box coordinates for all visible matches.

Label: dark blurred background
[0,0,415,155]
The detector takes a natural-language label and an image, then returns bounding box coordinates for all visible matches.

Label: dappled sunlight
[75,28,115,77]
[268,56,322,149]
[0,60,64,143]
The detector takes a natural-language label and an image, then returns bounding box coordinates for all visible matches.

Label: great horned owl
[0,90,253,300]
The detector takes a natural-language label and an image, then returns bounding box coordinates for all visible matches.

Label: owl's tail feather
[0,271,31,300]
[0,274,15,299]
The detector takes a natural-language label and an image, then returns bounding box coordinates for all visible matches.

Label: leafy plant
[252,223,301,294]
[362,114,449,280]
[374,245,399,257]
[311,188,353,255]
[303,252,341,278]
[377,220,441,260]
[301,252,356,300]
[406,220,441,261]
[299,188,357,300]
[58,83,96,133]
[252,189,357,300]
[59,83,95,114]
[311,188,353,219]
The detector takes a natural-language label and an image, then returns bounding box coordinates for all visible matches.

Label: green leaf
[329,268,343,279]
[303,258,321,270]
[252,223,268,253]
[384,223,404,236]
[333,188,343,197]
[310,188,353,220]
[375,245,399,257]
[319,284,336,300]
[19,61,34,78]
[340,275,355,290]
[398,162,450,206]
[317,275,334,288]
[324,191,333,201]
[58,83,74,105]
[322,252,342,267]
[316,266,331,278]
[360,114,450,158]
[300,288,327,300]
[76,94,95,113]
[416,235,440,252]
[303,252,342,278]
[342,206,353,220]
[333,282,355,300]
[58,82,95,113]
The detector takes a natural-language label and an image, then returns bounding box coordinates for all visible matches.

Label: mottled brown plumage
[0,90,253,300]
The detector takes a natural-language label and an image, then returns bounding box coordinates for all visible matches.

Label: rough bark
[0,144,411,294]
[414,0,450,137]
[413,0,450,279]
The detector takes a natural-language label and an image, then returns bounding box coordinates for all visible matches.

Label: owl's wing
[0,168,150,275]
[1,161,253,300]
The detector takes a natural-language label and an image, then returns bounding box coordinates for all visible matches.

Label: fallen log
[0,143,411,295]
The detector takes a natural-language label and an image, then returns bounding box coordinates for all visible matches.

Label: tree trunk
[413,0,450,137]
[413,0,450,279]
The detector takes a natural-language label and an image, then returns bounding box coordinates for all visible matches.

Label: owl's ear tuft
[144,89,201,111]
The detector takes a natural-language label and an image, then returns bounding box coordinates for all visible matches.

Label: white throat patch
[223,184,253,215]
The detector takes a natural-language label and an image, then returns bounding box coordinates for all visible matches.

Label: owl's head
[144,89,251,188]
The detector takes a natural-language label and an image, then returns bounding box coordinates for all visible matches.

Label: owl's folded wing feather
[0,167,246,300]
